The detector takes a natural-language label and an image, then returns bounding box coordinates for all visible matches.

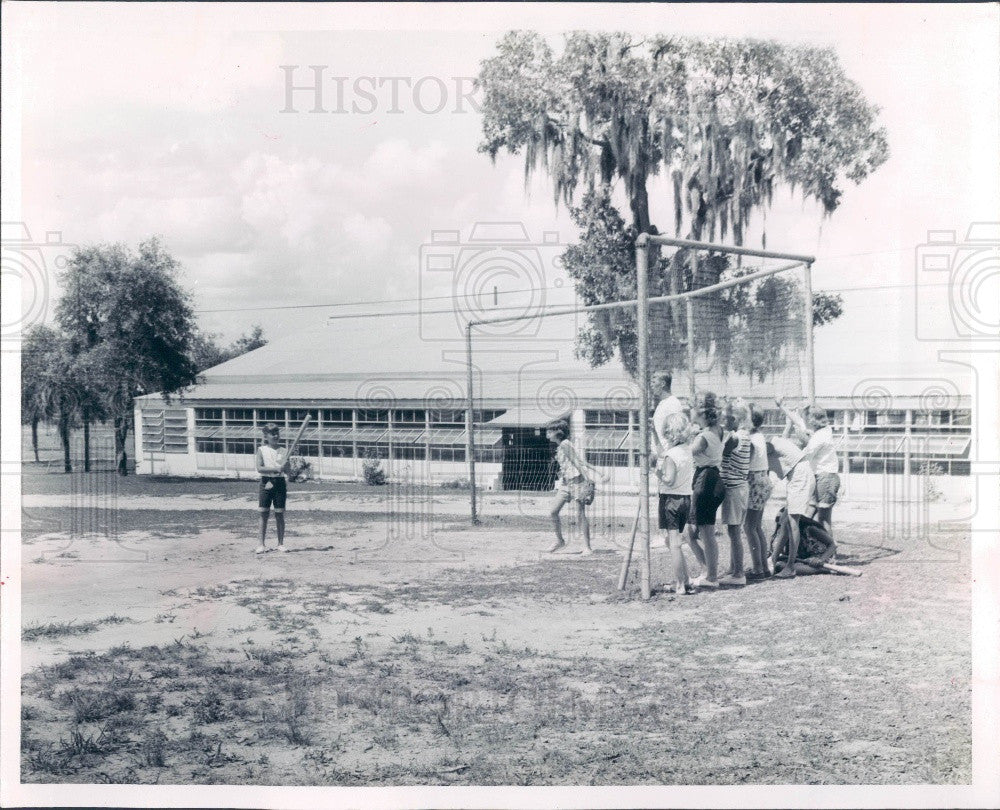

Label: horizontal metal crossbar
[468,260,804,328]
[642,234,816,265]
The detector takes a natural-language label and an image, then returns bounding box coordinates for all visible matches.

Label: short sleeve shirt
[721,429,751,487]
[748,432,769,472]
[653,396,685,446]
[658,444,694,495]
[258,445,286,479]
[769,437,804,479]
[804,426,839,475]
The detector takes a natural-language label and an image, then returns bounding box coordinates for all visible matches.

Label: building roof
[137,312,973,411]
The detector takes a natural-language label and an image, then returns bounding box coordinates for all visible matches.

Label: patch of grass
[23,620,99,642]
[24,744,69,775]
[60,728,105,757]
[141,729,168,767]
[59,687,136,723]
[23,614,134,642]
[192,692,228,724]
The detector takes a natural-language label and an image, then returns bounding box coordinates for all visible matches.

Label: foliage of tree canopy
[23,240,270,473]
[53,238,199,473]
[478,32,885,378]
[192,325,268,373]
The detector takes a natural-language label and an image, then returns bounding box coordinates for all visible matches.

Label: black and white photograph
[1,3,998,808]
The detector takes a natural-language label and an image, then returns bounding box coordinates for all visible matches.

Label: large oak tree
[478,32,886,377]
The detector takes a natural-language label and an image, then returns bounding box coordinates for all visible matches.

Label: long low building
[134,316,974,496]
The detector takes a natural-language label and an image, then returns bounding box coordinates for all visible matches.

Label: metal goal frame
[464,234,816,600]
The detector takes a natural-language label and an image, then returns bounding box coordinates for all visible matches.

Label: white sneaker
[254,545,267,555]
[277,545,288,553]
[719,573,747,587]
[694,575,719,589]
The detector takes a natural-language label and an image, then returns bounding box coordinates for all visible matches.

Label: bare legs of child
[548,491,572,553]
[689,524,719,586]
[259,508,287,553]
[257,509,269,553]
[814,505,834,536]
[743,508,770,576]
[772,510,802,578]
[577,501,593,555]
[685,521,706,567]
[721,524,746,585]
[667,528,693,593]
[274,509,285,551]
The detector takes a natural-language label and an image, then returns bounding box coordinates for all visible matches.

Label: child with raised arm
[545,420,609,556]
[766,406,816,579]
[776,398,840,534]
[654,413,697,595]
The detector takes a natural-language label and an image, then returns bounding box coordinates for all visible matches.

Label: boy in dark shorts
[654,413,696,595]
[255,423,289,554]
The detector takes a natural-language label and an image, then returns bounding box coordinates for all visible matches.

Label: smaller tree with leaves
[22,325,61,463]
[57,238,199,475]
[191,325,268,373]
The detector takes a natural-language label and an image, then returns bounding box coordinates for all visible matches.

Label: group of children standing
[545,371,841,592]
[650,372,840,592]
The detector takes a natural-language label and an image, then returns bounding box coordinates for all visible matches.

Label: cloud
[362,139,449,189]
[343,213,392,245]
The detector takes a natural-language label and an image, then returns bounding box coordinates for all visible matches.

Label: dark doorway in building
[501,428,557,491]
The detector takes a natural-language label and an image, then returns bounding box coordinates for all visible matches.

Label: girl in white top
[686,393,726,587]
[545,420,608,556]
[654,413,696,594]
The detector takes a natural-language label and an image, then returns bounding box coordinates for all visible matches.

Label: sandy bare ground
[19,470,971,785]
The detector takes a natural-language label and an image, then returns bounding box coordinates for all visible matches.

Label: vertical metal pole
[686,297,697,404]
[803,262,816,405]
[904,407,912,516]
[636,234,652,601]
[465,323,479,525]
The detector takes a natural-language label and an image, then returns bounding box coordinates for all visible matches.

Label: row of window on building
[141,406,973,475]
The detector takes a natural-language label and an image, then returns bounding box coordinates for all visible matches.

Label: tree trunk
[31,418,40,463]
[59,414,72,473]
[628,179,651,235]
[83,416,91,473]
[114,415,129,476]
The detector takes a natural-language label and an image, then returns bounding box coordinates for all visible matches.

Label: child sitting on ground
[769,507,837,575]
[766,426,816,579]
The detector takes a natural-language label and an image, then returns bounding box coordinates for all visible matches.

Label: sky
[3,2,998,381]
